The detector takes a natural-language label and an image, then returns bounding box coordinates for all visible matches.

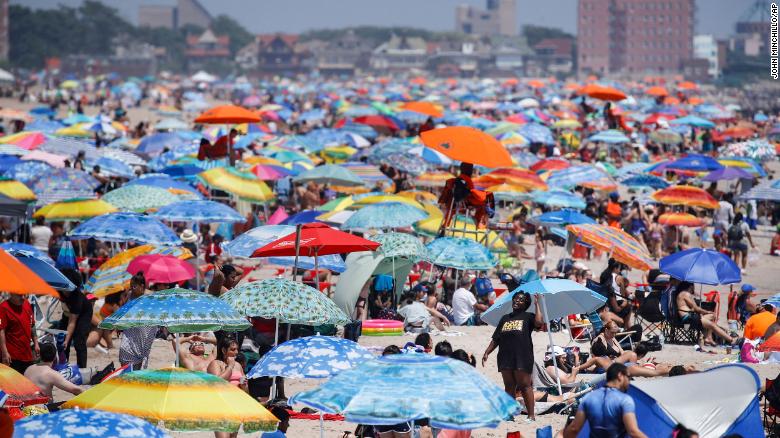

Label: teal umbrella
[368,232,427,261]
[102,185,180,212]
[293,164,364,187]
[425,237,497,271]
[341,203,428,230]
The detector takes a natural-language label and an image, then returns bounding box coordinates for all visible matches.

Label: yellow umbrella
[352,194,425,211]
[397,190,438,203]
[415,171,455,188]
[86,245,192,298]
[33,199,117,221]
[198,168,274,203]
[243,156,283,166]
[320,145,357,164]
[552,119,582,129]
[0,179,36,201]
[55,125,91,137]
[60,80,79,89]
[415,207,507,253]
[62,367,278,433]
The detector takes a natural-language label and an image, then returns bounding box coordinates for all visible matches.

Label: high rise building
[0,0,8,61]
[577,0,695,75]
[456,0,517,36]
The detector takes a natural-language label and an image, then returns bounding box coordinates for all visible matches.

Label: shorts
[613,304,631,318]
[681,312,702,330]
[729,242,748,253]
[374,422,412,433]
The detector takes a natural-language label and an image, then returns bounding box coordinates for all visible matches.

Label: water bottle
[658,334,665,347]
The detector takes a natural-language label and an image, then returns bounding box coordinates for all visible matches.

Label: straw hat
[180,229,199,244]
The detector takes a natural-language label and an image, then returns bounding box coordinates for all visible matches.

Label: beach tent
[332,250,413,316]
[578,364,762,438]
[0,194,29,217]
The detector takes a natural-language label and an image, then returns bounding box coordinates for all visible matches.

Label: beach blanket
[288,410,345,421]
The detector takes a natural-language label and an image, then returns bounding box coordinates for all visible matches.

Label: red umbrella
[252,223,380,258]
[352,115,400,131]
[530,158,571,172]
[127,254,196,284]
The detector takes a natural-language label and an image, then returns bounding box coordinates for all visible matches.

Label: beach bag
[766,372,780,411]
[475,276,494,297]
[727,224,743,244]
[344,320,362,342]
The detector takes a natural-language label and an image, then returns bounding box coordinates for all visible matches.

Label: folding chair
[587,312,636,349]
[662,290,702,345]
[763,378,780,437]
[633,287,666,340]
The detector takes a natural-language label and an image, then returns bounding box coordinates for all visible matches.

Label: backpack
[475,276,494,297]
[727,223,744,243]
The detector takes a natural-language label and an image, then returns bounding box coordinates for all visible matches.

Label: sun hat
[180,229,199,244]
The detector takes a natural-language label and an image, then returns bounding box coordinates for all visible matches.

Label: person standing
[30,217,52,252]
[58,269,93,369]
[119,273,157,370]
[563,363,648,438]
[0,294,38,374]
[727,213,755,274]
[481,292,543,422]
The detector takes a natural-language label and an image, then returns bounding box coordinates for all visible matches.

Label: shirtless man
[173,334,216,372]
[23,343,82,399]
[676,281,735,346]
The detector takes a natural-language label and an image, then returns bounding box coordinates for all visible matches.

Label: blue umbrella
[0,155,21,173]
[152,200,245,223]
[126,174,202,197]
[701,167,754,182]
[425,237,497,271]
[13,409,170,438]
[69,213,181,246]
[280,210,324,225]
[588,129,630,144]
[546,165,609,189]
[518,123,554,145]
[3,161,53,184]
[669,115,716,129]
[0,243,53,264]
[512,151,540,168]
[55,239,77,270]
[615,162,652,178]
[620,174,670,189]
[11,251,76,291]
[161,164,203,179]
[290,353,519,429]
[26,118,64,133]
[528,209,595,226]
[341,202,428,230]
[531,190,587,210]
[659,248,741,285]
[247,335,374,379]
[86,156,135,179]
[666,154,724,172]
[136,133,189,156]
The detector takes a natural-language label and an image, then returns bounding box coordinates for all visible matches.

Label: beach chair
[532,361,581,393]
[588,312,636,349]
[633,287,666,340]
[662,290,702,345]
[763,377,780,437]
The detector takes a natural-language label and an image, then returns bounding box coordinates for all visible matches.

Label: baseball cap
[741,284,756,293]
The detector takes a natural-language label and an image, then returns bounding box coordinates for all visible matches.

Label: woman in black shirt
[481,292,543,421]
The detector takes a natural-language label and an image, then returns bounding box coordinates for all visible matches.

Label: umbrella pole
[292,224,302,282]
[540,294,563,396]
[314,248,320,291]
[319,412,324,438]
[271,317,279,399]
[174,332,180,367]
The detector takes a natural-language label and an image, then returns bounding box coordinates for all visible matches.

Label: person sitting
[451,277,488,326]
[434,340,453,357]
[599,259,633,328]
[23,343,83,400]
[87,292,124,351]
[438,162,494,229]
[771,225,780,256]
[676,281,735,346]
[260,405,290,438]
[744,302,778,340]
[579,321,637,369]
[397,292,449,333]
[173,334,216,372]
[763,312,780,340]
[544,346,581,385]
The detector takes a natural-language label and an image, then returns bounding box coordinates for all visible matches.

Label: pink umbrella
[21,150,68,168]
[127,254,195,284]
[251,164,293,181]
[266,206,289,225]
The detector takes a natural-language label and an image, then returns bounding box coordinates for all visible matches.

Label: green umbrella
[103,185,180,212]
[368,232,427,261]
[293,164,364,187]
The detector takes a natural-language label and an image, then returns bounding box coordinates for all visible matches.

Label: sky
[12,0,758,39]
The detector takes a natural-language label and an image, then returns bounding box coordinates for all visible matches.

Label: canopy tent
[332,250,413,317]
[578,364,762,438]
[0,194,29,217]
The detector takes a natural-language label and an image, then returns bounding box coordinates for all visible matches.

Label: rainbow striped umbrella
[415,171,454,188]
[0,131,47,150]
[198,167,274,203]
[0,363,48,408]
[658,212,706,227]
[62,367,278,433]
[486,183,530,202]
[482,168,547,191]
[651,185,718,209]
[0,179,36,201]
[566,223,652,271]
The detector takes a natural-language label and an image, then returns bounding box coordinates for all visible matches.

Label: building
[527,38,574,76]
[455,0,517,37]
[253,34,310,77]
[577,0,695,76]
[693,35,720,79]
[0,0,8,61]
[138,0,212,29]
[61,43,159,77]
[309,31,372,76]
[185,29,230,71]
[370,34,429,72]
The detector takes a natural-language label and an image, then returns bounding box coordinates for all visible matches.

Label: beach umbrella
[0,249,58,296]
[546,165,610,189]
[0,363,49,409]
[425,237,497,271]
[0,131,46,150]
[13,409,170,438]
[666,154,724,172]
[588,129,630,144]
[0,179,36,201]
[29,168,99,194]
[658,212,705,227]
[62,367,277,433]
[420,126,513,168]
[99,287,250,333]
[518,123,555,145]
[34,198,117,221]
[530,158,570,172]
[579,84,626,101]
[251,163,294,180]
[198,167,274,203]
[126,174,201,197]
[251,222,380,258]
[248,335,373,379]
[8,249,75,291]
[368,232,427,261]
[127,254,196,284]
[649,129,683,145]
[85,245,192,298]
[2,160,52,184]
[566,223,652,271]
[620,174,670,189]
[552,119,581,129]
[400,101,443,118]
[102,185,179,212]
[723,139,776,162]
[194,105,261,124]
[739,183,780,202]
[353,194,425,211]
[154,118,188,132]
[528,209,596,226]
[341,202,428,230]
[651,185,718,209]
[530,189,587,210]
[21,150,68,168]
[669,115,715,128]
[415,213,507,253]
[660,248,741,285]
[701,166,754,182]
[0,243,53,264]
[160,164,203,179]
[290,353,519,429]
[69,213,180,245]
[152,200,245,223]
[486,183,529,202]
[481,168,547,191]
[0,144,27,156]
[86,156,135,179]
[414,171,453,188]
[280,210,324,225]
[55,239,77,270]
[293,164,364,187]
[34,187,96,208]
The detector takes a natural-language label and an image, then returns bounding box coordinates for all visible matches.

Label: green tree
[211,15,253,56]
[522,25,574,47]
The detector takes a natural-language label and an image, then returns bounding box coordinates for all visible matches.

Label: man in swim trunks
[676,282,735,346]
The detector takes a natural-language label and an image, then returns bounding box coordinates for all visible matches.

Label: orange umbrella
[420,126,513,168]
[645,86,669,97]
[579,84,626,102]
[410,76,427,85]
[503,78,519,87]
[0,249,58,296]
[530,158,570,172]
[651,185,718,209]
[0,363,49,408]
[720,126,754,139]
[663,96,681,105]
[527,79,545,88]
[677,81,698,90]
[566,224,652,271]
[482,168,548,191]
[194,105,261,124]
[658,212,706,227]
[400,101,443,118]
[687,97,703,105]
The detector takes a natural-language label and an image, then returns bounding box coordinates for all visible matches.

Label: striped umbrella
[425,237,498,271]
[481,168,547,191]
[658,212,706,227]
[651,185,718,209]
[717,157,767,178]
[588,129,630,144]
[530,158,570,172]
[486,184,530,202]
[85,245,192,298]
[152,200,245,223]
[414,171,454,188]
[0,131,47,150]
[738,183,780,202]
[0,363,48,408]
[546,165,610,189]
[251,164,295,181]
[198,167,274,203]
[566,223,652,271]
[620,174,670,189]
[55,239,77,270]
[103,185,180,212]
[353,194,425,211]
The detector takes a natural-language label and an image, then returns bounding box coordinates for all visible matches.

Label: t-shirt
[714,202,734,227]
[491,311,535,372]
[30,225,52,251]
[744,311,776,340]
[260,431,286,438]
[0,300,34,361]
[398,301,430,328]
[578,387,636,438]
[451,288,477,325]
[59,290,93,328]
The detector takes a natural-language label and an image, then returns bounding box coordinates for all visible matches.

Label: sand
[6,97,780,437]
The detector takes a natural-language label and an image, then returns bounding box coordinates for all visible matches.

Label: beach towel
[287,410,344,421]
